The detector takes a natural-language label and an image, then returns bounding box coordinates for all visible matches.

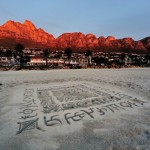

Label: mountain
[0,20,149,53]
[0,20,55,48]
[140,37,150,51]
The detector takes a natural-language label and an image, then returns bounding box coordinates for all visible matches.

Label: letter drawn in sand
[65,112,84,125]
[64,108,94,125]
[20,113,38,120]
[19,108,37,114]
[16,118,43,135]
[104,103,126,112]
[80,108,95,119]
[96,107,107,115]
[44,115,62,126]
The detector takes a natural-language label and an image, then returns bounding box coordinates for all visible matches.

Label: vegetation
[64,48,72,64]
[15,43,25,66]
[85,50,92,65]
[1,46,150,69]
[5,50,12,57]
[43,49,49,66]
[93,57,108,66]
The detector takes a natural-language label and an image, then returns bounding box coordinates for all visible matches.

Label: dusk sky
[0,0,150,40]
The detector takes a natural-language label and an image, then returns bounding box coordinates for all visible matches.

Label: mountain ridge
[0,20,150,53]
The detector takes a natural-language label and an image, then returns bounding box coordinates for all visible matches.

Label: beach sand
[0,68,150,150]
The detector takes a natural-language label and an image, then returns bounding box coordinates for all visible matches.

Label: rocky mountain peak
[106,36,115,41]
[23,20,36,30]
[0,20,150,53]
[3,20,15,25]
[1,20,18,28]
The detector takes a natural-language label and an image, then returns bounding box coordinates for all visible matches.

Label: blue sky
[0,0,150,40]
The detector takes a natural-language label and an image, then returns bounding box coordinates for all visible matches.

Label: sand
[0,68,150,150]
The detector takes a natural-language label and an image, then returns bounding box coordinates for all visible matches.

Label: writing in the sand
[16,89,148,135]
[16,89,42,134]
[44,99,147,126]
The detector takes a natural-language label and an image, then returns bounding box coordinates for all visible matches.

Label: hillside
[0,20,150,53]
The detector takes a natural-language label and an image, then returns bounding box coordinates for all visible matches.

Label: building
[0,54,16,66]
[28,56,46,65]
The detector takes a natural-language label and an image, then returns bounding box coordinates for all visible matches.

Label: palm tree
[85,50,92,66]
[64,48,72,64]
[15,43,25,66]
[43,49,49,66]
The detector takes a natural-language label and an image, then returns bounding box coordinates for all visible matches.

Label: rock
[0,20,55,48]
[0,20,149,53]
[141,37,150,50]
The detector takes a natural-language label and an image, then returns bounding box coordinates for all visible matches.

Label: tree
[5,50,12,57]
[43,49,49,66]
[120,53,126,66]
[64,48,72,64]
[85,50,92,65]
[93,57,108,66]
[145,54,150,65]
[15,43,25,66]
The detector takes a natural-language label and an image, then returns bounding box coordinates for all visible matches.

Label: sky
[0,0,150,40]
